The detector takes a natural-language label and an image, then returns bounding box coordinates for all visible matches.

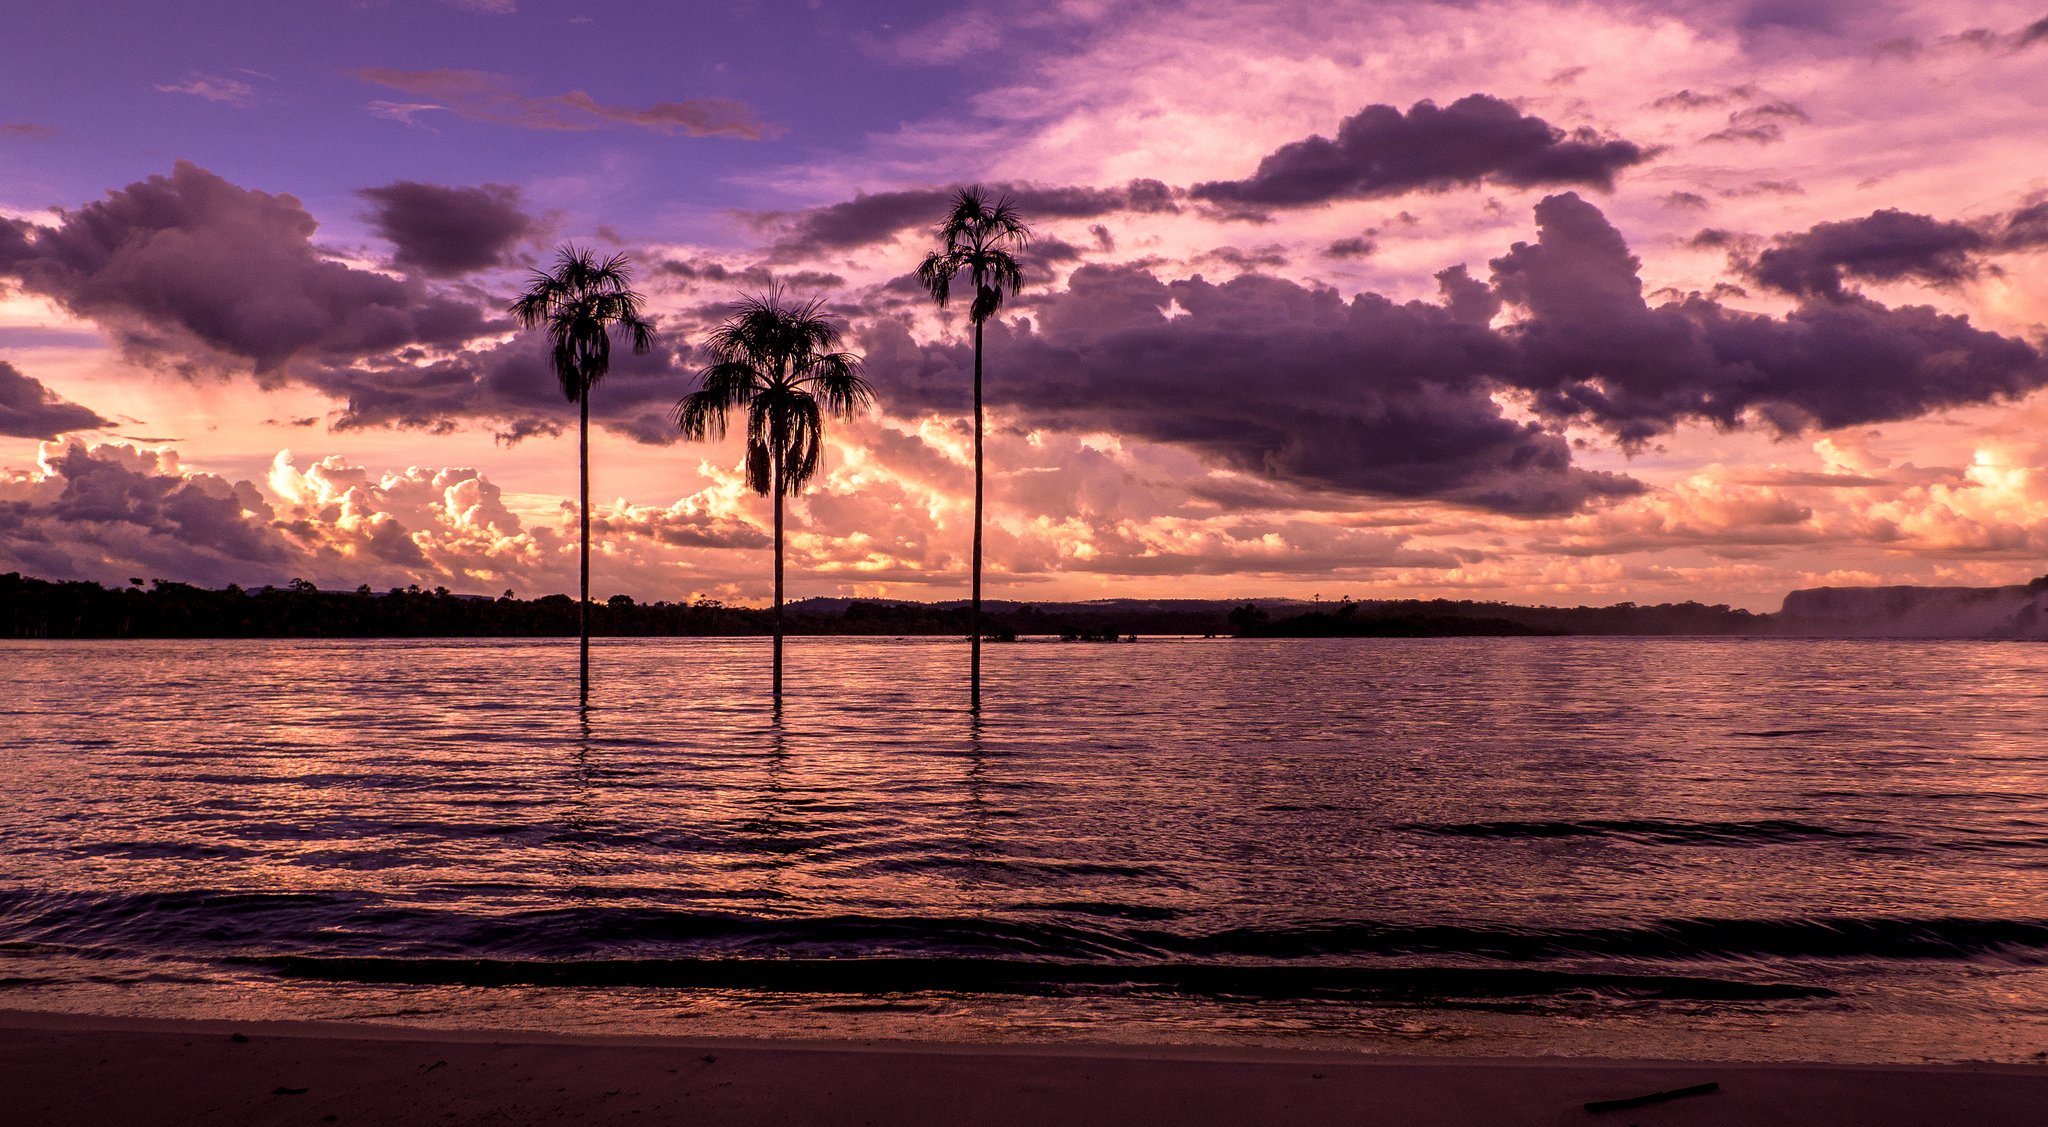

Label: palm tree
[917,187,1029,713]
[511,246,655,711]
[676,292,873,706]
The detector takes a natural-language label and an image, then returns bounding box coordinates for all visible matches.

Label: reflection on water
[3,636,2048,1062]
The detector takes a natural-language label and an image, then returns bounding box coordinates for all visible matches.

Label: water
[3,636,2047,1062]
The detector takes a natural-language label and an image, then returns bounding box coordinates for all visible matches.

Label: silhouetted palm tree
[511,246,655,711]
[917,187,1029,713]
[676,292,873,705]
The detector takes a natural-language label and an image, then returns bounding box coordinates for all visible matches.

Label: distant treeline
[1228,598,1765,637]
[0,572,1767,641]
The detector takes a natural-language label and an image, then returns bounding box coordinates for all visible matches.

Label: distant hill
[2,570,2044,640]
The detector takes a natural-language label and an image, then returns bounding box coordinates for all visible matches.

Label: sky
[4,0,2048,610]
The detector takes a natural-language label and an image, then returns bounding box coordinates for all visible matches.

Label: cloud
[155,73,256,106]
[1,123,54,139]
[0,441,292,583]
[1735,205,2048,299]
[862,262,1639,517]
[0,361,110,438]
[349,68,776,139]
[0,161,492,377]
[754,179,1179,255]
[1490,193,2048,441]
[856,193,2048,511]
[1188,94,1651,209]
[1700,100,1809,144]
[356,180,538,276]
[0,439,766,593]
[324,332,696,447]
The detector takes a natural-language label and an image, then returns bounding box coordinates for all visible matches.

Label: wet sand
[4,1008,2045,1126]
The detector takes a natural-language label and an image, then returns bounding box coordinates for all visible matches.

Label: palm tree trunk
[971,317,984,713]
[772,449,785,708]
[579,388,591,711]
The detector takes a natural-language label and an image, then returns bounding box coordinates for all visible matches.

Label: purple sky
[4,0,2048,609]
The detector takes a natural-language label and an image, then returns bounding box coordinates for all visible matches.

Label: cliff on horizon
[1774,577,2048,639]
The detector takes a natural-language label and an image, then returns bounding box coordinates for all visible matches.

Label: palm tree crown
[511,246,656,402]
[916,188,1031,325]
[676,291,873,496]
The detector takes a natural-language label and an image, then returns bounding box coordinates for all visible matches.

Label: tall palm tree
[676,292,873,706]
[917,187,1029,713]
[511,246,655,711]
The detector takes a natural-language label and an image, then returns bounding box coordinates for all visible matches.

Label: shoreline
[6,1008,2045,1126]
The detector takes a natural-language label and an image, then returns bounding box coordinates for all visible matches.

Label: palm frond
[917,249,959,307]
[799,353,874,418]
[780,396,825,495]
[675,361,763,440]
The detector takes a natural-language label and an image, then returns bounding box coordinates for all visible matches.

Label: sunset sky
[4,0,2048,610]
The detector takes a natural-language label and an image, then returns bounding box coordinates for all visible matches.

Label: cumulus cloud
[350,68,776,139]
[0,441,292,583]
[0,161,492,378]
[0,361,110,438]
[0,439,768,593]
[1189,95,1651,209]
[356,180,538,276]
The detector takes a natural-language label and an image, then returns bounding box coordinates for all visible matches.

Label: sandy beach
[3,1008,2044,1127]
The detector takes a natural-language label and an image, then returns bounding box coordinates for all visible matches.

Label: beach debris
[424,1060,446,1072]
[272,1086,310,1096]
[701,1053,718,1064]
[229,1032,250,1043]
[1584,1080,1718,1113]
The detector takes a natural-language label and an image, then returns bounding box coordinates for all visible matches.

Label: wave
[1398,818,1887,846]
[247,954,1829,1003]
[6,889,2048,966]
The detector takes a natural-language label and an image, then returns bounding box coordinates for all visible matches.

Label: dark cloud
[1734,203,2048,299]
[1490,193,2048,441]
[1189,95,1651,209]
[356,181,537,276]
[850,192,2048,512]
[1325,235,1378,258]
[0,362,110,438]
[351,68,776,139]
[0,161,492,378]
[757,179,1178,255]
[324,333,697,447]
[862,263,1638,517]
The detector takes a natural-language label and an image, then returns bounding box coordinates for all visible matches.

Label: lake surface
[3,636,2047,1062]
